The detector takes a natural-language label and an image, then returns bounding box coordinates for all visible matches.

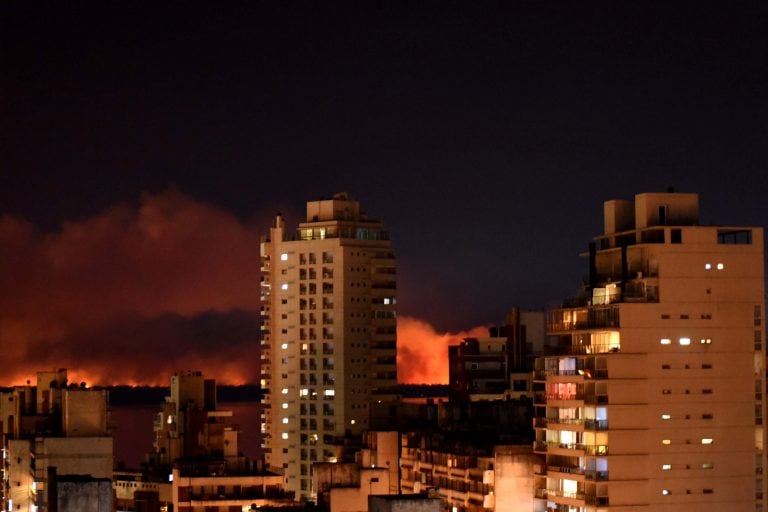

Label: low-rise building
[400,433,535,512]
[116,371,293,511]
[1,369,113,512]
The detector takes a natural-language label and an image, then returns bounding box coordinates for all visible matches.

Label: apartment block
[533,192,765,511]
[401,433,535,511]
[119,371,291,511]
[260,193,398,497]
[449,309,545,402]
[0,369,113,512]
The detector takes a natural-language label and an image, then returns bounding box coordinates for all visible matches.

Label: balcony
[546,393,585,401]
[583,419,609,430]
[546,442,585,455]
[584,445,609,456]
[548,305,620,333]
[546,489,586,502]
[585,470,609,481]
[546,417,584,427]
[547,466,585,477]
[585,495,610,506]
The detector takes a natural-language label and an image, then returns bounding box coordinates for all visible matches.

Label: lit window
[282,418,289,424]
[281,433,289,440]
[701,438,713,445]
[300,389,309,396]
[281,283,289,290]
[282,403,289,409]
[679,337,691,346]
[324,389,335,397]
[717,263,724,270]
[281,388,289,394]
[661,414,671,420]
[662,489,670,496]
[662,464,672,470]
[660,338,671,345]
[705,263,712,270]
[662,439,671,445]
[281,253,288,261]
[700,338,712,344]
[350,419,356,425]
[281,343,288,349]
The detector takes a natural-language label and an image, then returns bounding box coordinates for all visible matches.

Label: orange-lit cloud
[396,316,488,384]
[0,190,487,387]
[0,190,263,386]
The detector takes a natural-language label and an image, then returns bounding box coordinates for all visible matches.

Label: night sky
[2,2,767,385]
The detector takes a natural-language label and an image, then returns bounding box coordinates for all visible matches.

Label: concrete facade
[56,477,113,512]
[401,433,535,512]
[533,192,766,511]
[369,494,443,512]
[1,370,112,512]
[313,463,391,512]
[260,193,398,497]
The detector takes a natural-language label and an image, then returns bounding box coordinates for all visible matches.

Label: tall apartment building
[260,193,398,496]
[533,192,765,511]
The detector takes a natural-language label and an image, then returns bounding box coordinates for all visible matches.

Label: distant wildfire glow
[0,189,263,386]
[0,189,483,387]
[396,316,488,384]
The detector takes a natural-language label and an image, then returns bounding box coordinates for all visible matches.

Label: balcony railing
[585,495,610,506]
[546,489,586,501]
[547,441,585,451]
[547,466,584,476]
[584,419,609,430]
[548,305,620,332]
[547,417,584,426]
[584,445,609,455]
[585,470,609,481]
[546,393,585,401]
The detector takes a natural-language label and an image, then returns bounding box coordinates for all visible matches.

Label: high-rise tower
[533,192,765,511]
[260,193,398,496]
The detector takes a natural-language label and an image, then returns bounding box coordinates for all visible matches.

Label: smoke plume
[1,190,485,387]
[396,316,488,384]
[0,190,263,386]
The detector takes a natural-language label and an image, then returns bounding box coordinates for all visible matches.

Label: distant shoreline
[0,383,451,406]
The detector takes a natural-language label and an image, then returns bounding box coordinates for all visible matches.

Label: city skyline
[2,3,767,385]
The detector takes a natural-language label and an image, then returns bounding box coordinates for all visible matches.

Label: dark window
[717,229,752,244]
[671,229,682,243]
